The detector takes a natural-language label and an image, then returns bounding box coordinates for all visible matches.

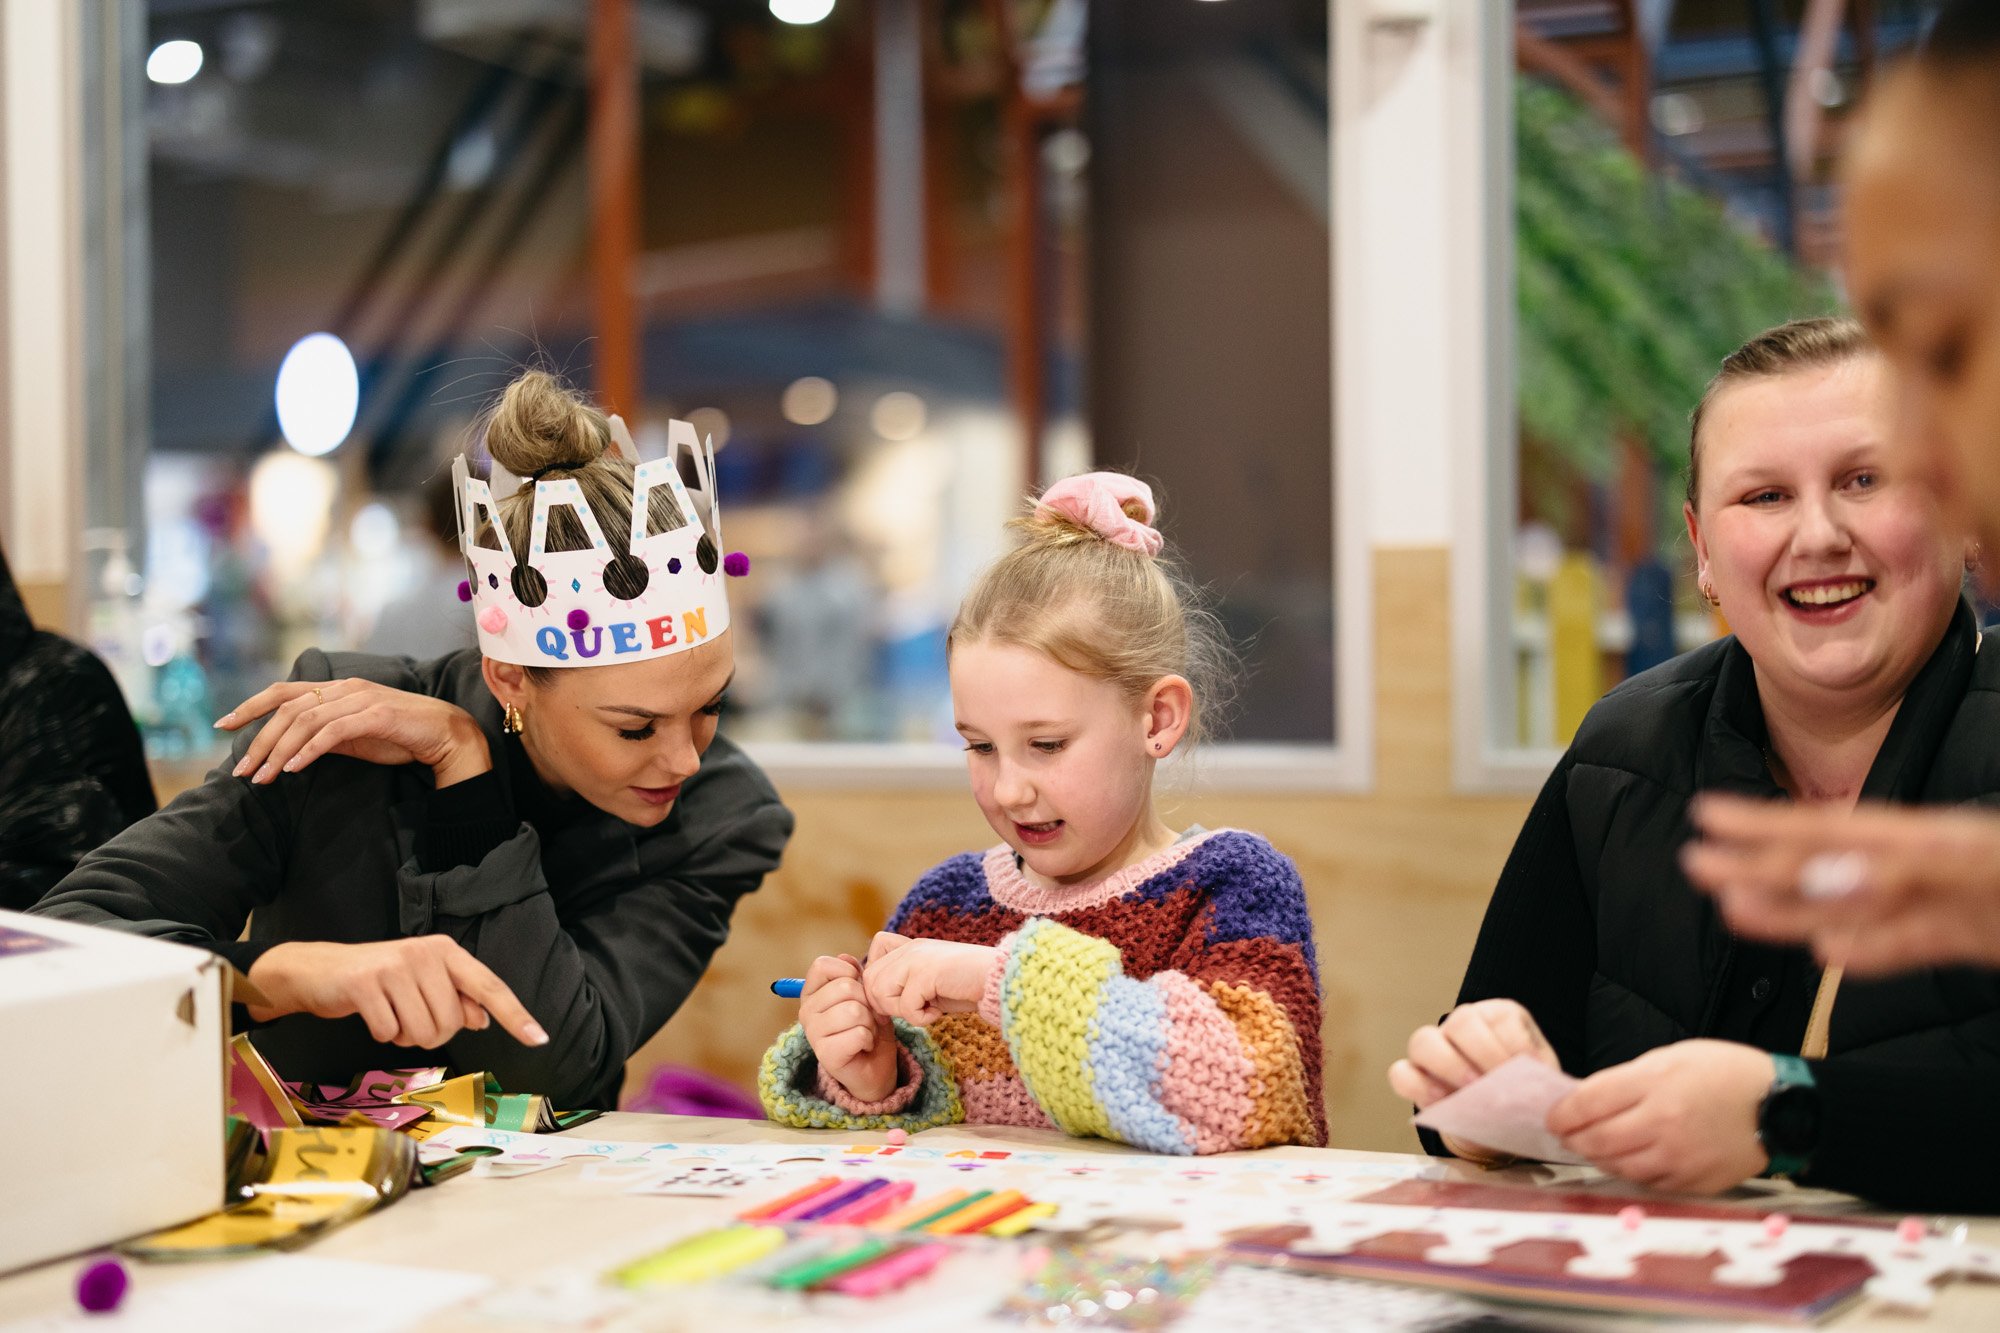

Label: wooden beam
[1515,23,1626,132]
[588,0,641,417]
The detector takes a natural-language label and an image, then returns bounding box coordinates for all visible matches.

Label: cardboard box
[0,909,226,1274]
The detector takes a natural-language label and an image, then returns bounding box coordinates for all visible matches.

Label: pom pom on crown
[451,415,735,668]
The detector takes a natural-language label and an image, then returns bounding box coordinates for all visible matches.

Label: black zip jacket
[1432,601,2000,1213]
[32,647,793,1111]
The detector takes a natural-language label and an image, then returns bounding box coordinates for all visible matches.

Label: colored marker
[983,1200,1059,1238]
[791,1178,888,1223]
[770,978,805,999]
[870,1188,971,1231]
[739,1175,843,1222]
[768,1237,896,1291]
[612,1225,787,1287]
[821,1179,915,1225]
[926,1190,1030,1235]
[826,1242,952,1297]
[899,1188,992,1231]
[796,1176,892,1216]
[766,1178,863,1223]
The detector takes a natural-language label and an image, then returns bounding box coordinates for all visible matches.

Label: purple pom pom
[76,1258,128,1313]
[456,580,472,603]
[566,608,590,631]
[724,551,751,577]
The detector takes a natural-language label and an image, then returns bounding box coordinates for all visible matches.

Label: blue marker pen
[770,978,805,999]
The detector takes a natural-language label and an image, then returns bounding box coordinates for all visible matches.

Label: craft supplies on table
[0,911,227,1275]
[1224,1177,2000,1323]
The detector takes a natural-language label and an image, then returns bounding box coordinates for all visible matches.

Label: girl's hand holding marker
[773,932,1000,1102]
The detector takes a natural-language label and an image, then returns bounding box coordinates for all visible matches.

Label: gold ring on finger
[312,687,325,707]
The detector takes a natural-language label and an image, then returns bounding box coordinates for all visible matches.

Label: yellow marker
[869,1188,970,1232]
[612,1226,787,1288]
[983,1201,1058,1238]
[925,1190,1028,1235]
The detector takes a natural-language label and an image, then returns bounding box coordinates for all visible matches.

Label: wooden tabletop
[4,1113,1997,1330]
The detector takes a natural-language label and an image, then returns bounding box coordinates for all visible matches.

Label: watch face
[1762,1084,1822,1157]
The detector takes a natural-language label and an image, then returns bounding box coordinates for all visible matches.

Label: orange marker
[868,1188,970,1231]
[738,1175,843,1222]
[925,1190,1029,1235]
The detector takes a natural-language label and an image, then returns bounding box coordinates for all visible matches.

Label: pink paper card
[1413,1054,1587,1165]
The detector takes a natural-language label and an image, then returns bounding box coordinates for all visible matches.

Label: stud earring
[503,703,525,736]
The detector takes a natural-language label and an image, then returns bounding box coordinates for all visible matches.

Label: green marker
[767,1237,896,1291]
[900,1188,992,1231]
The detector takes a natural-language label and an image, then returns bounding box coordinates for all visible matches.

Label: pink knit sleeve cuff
[978,932,1019,1029]
[814,1041,924,1116]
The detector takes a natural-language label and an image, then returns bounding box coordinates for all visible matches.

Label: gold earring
[1699,579,1720,609]
[502,703,525,736]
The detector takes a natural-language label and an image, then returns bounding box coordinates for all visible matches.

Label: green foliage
[1516,78,1839,479]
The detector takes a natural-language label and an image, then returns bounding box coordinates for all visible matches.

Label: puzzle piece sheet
[1226,1178,2000,1322]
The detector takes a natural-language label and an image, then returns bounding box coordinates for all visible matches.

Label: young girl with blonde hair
[761,472,1325,1153]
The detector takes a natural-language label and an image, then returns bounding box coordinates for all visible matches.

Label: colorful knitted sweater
[759,828,1325,1154]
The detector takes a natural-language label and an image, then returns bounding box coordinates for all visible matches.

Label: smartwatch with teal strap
[1758,1053,1821,1179]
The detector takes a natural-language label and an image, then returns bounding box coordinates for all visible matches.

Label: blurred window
[109,0,1341,770]
[1497,2,1929,755]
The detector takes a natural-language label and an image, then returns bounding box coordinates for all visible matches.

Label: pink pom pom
[724,551,751,577]
[477,606,509,635]
[1763,1213,1791,1240]
[1617,1205,1645,1232]
[886,1128,908,1146]
[456,580,472,603]
[566,609,590,631]
[1898,1217,1926,1245]
[76,1258,127,1313]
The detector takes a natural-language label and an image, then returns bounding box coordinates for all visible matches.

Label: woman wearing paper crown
[33,370,793,1111]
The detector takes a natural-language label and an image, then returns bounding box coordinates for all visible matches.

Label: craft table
[4,1113,1998,1330]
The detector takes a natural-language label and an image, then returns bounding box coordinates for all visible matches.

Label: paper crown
[451,416,738,668]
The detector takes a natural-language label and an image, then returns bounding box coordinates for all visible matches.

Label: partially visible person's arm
[0,645,155,912]
[1685,796,2000,974]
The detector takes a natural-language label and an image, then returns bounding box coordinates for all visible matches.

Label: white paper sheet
[1411,1053,1589,1165]
[2,1256,489,1333]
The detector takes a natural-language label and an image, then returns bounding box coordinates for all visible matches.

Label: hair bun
[484,369,608,479]
[1034,472,1164,556]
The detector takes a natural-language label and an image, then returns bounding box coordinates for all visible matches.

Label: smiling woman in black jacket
[34,371,793,1110]
[1392,318,2000,1212]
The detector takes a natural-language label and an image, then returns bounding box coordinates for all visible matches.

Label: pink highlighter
[825,1242,952,1297]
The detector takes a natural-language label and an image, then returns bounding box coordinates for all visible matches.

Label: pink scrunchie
[1036,472,1163,556]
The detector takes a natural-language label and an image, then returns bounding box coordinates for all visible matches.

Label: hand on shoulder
[217,677,491,789]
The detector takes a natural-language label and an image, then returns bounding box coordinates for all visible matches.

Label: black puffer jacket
[0,543,155,909]
[1440,601,2000,1212]
[35,647,792,1111]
